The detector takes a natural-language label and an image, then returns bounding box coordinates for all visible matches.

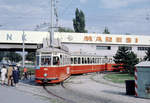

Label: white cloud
[100,0,149,9]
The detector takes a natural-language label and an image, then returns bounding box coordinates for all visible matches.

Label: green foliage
[58,27,74,32]
[144,48,150,61]
[103,27,110,34]
[127,51,139,74]
[6,52,22,62]
[26,52,36,62]
[0,51,4,61]
[113,46,139,74]
[73,8,87,33]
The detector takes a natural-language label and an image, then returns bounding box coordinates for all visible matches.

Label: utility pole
[50,0,54,47]
[22,30,25,68]
[50,0,54,66]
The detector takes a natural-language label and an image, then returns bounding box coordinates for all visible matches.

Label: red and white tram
[35,47,71,83]
[35,47,118,84]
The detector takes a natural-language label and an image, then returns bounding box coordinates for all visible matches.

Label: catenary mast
[50,0,54,47]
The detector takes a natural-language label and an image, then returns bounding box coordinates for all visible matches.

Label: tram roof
[37,47,69,54]
[71,53,104,58]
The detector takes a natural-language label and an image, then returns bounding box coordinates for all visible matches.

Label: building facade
[0,30,149,60]
[55,32,150,61]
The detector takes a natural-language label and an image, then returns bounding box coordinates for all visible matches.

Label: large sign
[55,32,150,45]
[83,36,138,43]
[0,30,150,46]
[0,30,49,44]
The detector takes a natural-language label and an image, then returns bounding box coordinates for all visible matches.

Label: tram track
[42,74,122,103]
[42,83,76,103]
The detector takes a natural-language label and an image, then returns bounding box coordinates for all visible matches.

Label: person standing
[23,67,28,80]
[12,66,19,87]
[1,65,7,85]
[7,65,13,86]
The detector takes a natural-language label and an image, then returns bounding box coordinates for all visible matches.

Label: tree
[144,48,150,61]
[113,46,139,74]
[113,47,130,72]
[0,51,5,61]
[73,8,87,33]
[26,52,36,62]
[103,27,110,34]
[58,27,74,32]
[127,51,139,74]
[6,52,22,62]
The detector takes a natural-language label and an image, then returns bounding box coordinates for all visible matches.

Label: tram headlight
[44,73,48,77]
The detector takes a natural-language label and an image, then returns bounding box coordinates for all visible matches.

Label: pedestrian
[23,67,28,80]
[7,65,13,86]
[1,65,7,85]
[12,66,19,87]
[28,71,32,80]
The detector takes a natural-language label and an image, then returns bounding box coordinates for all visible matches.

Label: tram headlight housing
[44,73,48,77]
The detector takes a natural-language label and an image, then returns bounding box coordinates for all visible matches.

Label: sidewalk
[0,85,50,103]
[0,76,52,103]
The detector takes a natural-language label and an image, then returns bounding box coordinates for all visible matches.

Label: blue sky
[0,0,150,35]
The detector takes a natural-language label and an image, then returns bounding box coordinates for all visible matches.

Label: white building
[0,30,149,60]
[55,32,150,61]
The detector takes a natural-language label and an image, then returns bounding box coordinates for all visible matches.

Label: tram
[35,47,119,84]
[35,46,71,83]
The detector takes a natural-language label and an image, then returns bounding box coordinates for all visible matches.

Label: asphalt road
[2,73,149,103]
[45,73,150,103]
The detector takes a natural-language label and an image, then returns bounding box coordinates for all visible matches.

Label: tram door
[52,54,60,78]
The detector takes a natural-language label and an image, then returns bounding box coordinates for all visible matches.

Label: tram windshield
[41,56,51,66]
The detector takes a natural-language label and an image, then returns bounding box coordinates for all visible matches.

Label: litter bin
[125,80,135,95]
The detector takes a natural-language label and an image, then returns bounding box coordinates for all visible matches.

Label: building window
[96,46,111,50]
[118,46,132,50]
[138,47,150,51]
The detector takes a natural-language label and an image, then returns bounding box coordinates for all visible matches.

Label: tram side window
[71,58,74,64]
[92,58,94,64]
[36,56,40,66]
[53,56,60,65]
[96,58,98,64]
[94,58,96,63]
[99,58,101,64]
[102,58,105,64]
[90,58,92,64]
[95,58,97,64]
[60,55,63,65]
[82,58,84,64]
[74,57,77,64]
[85,58,87,64]
[87,58,90,64]
[78,57,81,64]
[41,56,51,65]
